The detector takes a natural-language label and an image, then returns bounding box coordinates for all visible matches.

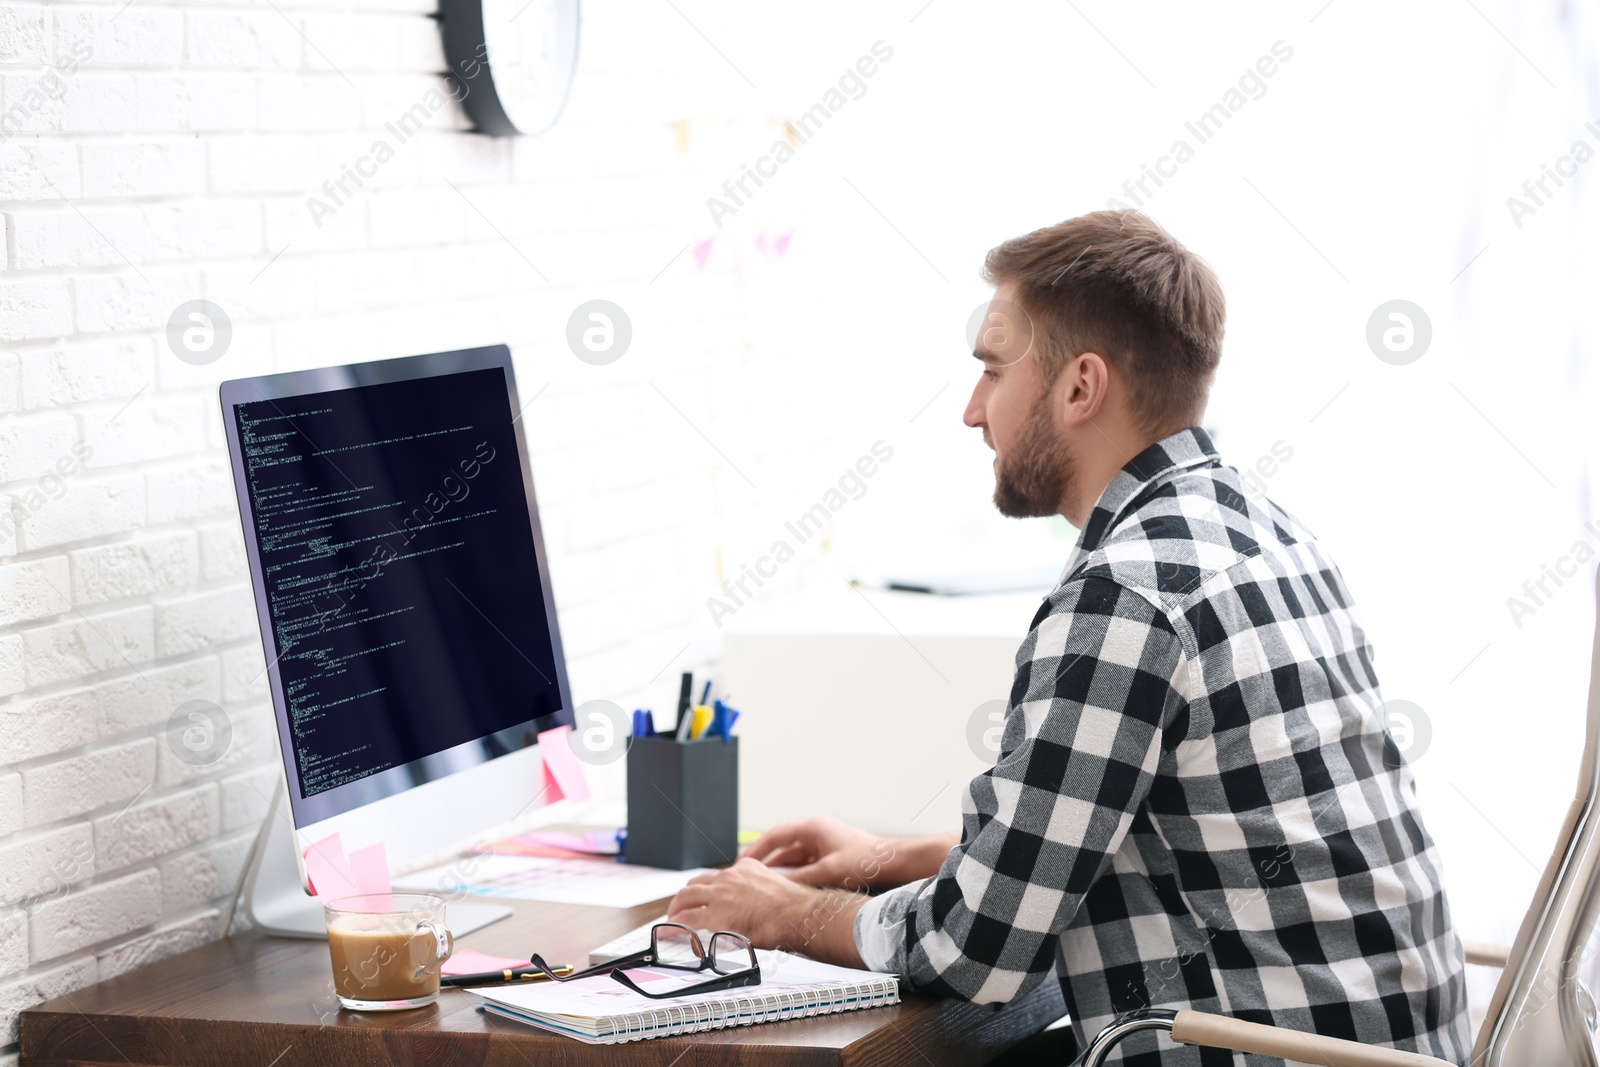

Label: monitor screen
[220,346,573,827]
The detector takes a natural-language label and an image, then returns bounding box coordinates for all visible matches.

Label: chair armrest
[1461,939,1510,968]
[1170,1010,1457,1067]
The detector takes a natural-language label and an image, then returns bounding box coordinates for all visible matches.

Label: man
[668,210,1470,1064]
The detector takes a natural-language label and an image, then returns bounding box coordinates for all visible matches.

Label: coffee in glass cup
[324,892,454,1010]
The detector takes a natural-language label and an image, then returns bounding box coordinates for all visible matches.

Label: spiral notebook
[474,949,901,1044]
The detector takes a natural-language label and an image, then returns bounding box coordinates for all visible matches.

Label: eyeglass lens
[708,932,756,974]
[651,923,704,968]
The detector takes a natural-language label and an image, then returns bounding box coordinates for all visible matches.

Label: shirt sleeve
[851,576,1192,1004]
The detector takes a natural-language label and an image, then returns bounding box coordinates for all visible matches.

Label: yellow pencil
[689,705,713,739]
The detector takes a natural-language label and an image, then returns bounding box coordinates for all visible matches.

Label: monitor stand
[241,776,512,938]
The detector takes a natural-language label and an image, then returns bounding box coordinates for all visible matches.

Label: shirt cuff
[852,879,925,973]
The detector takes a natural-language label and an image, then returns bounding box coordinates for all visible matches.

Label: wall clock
[441,0,580,135]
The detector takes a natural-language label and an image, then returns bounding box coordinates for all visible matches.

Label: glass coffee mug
[324,892,454,1011]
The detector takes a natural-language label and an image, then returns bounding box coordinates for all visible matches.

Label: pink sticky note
[540,744,564,802]
[526,830,615,855]
[441,947,530,977]
[303,831,359,898]
[347,841,391,895]
[536,724,591,804]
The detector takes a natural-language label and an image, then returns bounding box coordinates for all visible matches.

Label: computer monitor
[219,345,575,936]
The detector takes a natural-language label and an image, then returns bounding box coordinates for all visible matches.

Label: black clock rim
[438,0,579,136]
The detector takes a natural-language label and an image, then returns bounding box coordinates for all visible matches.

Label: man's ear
[1057,351,1111,427]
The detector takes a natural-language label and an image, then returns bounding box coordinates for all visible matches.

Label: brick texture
[0,2,809,1058]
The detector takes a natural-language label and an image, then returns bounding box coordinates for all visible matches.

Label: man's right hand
[740,816,957,890]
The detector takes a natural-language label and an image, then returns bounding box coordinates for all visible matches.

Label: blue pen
[700,680,712,705]
[643,709,655,737]
[712,699,740,743]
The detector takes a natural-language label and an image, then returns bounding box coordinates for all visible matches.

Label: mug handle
[415,919,453,978]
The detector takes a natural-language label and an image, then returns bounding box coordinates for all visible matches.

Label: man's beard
[992,392,1074,518]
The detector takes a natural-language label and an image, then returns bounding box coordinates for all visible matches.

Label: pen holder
[626,735,739,870]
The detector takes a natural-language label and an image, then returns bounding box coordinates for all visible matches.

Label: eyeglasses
[528,922,761,1000]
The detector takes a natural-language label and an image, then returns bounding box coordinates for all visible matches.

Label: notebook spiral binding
[592,974,901,1042]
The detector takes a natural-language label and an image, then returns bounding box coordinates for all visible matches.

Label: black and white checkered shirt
[854,427,1470,1065]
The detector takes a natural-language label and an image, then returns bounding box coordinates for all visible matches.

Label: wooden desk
[20,894,1066,1066]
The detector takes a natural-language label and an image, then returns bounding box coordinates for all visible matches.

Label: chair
[1079,569,1600,1066]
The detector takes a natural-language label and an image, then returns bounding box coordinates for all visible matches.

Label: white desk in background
[721,584,1047,838]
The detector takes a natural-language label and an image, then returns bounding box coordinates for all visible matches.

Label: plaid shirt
[854,427,1469,1065]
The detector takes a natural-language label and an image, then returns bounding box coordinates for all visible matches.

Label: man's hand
[741,815,958,890]
[666,858,867,968]
[740,816,893,888]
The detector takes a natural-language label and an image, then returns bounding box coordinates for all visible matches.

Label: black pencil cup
[626,736,739,870]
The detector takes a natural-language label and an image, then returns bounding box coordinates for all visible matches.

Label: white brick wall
[0,0,853,1053]
[29,868,162,962]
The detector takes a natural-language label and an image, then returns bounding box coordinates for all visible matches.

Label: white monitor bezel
[219,344,575,884]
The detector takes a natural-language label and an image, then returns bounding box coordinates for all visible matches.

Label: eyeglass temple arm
[609,966,761,999]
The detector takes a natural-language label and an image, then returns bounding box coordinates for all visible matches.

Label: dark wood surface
[21,892,1065,1066]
